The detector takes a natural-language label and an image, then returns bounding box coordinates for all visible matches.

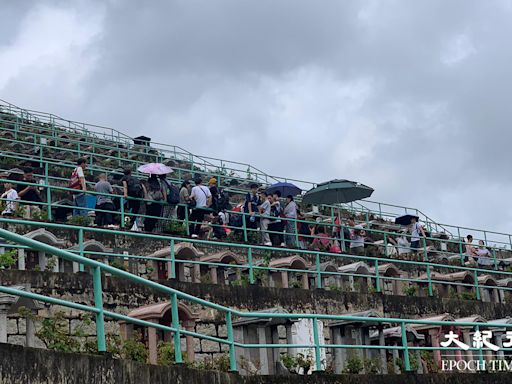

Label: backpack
[162,179,180,205]
[126,176,143,198]
[216,189,231,212]
[243,193,259,213]
[68,168,82,190]
[229,213,243,227]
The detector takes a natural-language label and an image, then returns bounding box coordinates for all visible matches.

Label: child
[1,182,18,216]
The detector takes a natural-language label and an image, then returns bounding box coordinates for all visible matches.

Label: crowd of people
[0,158,497,264]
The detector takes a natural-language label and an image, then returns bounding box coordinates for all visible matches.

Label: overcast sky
[1,0,511,239]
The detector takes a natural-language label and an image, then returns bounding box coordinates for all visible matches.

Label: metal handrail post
[400,322,411,371]
[171,292,183,363]
[316,253,322,289]
[170,239,176,279]
[226,311,237,372]
[248,247,254,284]
[93,266,106,352]
[79,228,85,272]
[312,317,323,371]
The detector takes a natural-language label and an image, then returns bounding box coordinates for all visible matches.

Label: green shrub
[402,285,417,296]
[363,357,382,374]
[109,258,127,271]
[280,352,315,374]
[460,292,477,301]
[32,210,49,221]
[395,352,419,372]
[343,354,363,374]
[165,221,187,236]
[193,353,230,372]
[68,215,92,226]
[44,256,58,272]
[122,330,148,363]
[0,249,17,269]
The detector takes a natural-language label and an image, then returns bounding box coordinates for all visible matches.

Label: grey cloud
[1,0,511,234]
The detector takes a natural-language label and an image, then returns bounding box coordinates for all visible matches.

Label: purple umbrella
[137,163,173,175]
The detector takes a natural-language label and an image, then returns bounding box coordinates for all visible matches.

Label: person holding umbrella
[144,174,166,233]
[136,163,173,232]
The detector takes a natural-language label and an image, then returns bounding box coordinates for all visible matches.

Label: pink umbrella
[137,163,173,175]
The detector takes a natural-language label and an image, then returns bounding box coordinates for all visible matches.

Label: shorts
[411,240,420,251]
[350,246,365,256]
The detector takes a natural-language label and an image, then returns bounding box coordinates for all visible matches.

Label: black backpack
[162,179,180,205]
[216,189,231,211]
[126,176,143,198]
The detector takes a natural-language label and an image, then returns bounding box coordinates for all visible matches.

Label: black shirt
[17,178,42,204]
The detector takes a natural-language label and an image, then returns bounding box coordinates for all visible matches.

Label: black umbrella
[302,179,374,205]
[395,214,419,226]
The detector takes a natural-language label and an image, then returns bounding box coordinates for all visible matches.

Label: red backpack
[68,168,82,190]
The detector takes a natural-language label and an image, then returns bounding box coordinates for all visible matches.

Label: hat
[209,177,217,185]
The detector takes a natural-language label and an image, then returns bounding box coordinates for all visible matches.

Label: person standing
[208,177,220,212]
[284,195,298,247]
[269,191,284,246]
[17,168,42,219]
[189,178,212,238]
[1,180,18,216]
[244,183,260,229]
[69,158,88,217]
[177,180,191,223]
[158,174,178,231]
[348,216,366,256]
[121,168,146,229]
[258,191,272,246]
[94,174,116,227]
[144,174,166,233]
[410,216,426,255]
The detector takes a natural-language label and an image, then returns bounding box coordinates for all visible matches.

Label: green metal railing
[0,132,380,222]
[0,101,280,186]
[0,104,446,226]
[1,213,512,307]
[1,141,511,256]
[1,168,511,263]
[1,227,512,373]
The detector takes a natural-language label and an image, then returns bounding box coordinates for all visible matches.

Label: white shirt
[411,222,422,242]
[1,189,18,214]
[476,248,491,257]
[260,200,271,216]
[74,166,85,179]
[191,185,211,208]
[350,224,364,248]
[397,236,411,255]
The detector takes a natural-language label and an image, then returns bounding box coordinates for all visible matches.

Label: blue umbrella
[266,182,302,197]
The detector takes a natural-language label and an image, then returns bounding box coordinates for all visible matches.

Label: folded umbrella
[137,163,173,175]
[302,179,374,205]
[266,182,302,197]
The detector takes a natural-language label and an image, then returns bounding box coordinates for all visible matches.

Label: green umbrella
[302,179,374,205]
